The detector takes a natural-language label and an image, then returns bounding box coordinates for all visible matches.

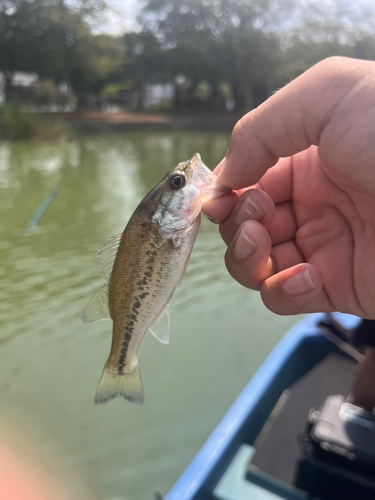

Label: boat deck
[250,351,357,485]
[213,350,359,500]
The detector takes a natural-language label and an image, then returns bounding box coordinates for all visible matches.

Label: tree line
[1,0,375,112]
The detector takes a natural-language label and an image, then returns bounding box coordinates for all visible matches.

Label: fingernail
[206,215,220,224]
[234,226,257,259]
[235,194,264,226]
[283,268,316,296]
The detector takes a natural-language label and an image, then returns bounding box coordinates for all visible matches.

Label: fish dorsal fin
[81,283,110,323]
[81,234,121,324]
[149,304,170,344]
[97,234,122,281]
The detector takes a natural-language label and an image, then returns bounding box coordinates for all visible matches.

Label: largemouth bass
[82,153,228,405]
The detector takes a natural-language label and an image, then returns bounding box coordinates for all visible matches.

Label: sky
[101,0,375,36]
[104,0,141,34]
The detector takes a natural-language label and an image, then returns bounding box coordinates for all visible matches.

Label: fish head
[152,153,230,232]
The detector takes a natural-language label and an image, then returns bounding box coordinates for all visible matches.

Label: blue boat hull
[164,313,361,500]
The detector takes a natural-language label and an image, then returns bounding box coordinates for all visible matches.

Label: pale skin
[203,56,375,408]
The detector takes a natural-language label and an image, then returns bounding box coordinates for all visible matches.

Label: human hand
[204,57,375,318]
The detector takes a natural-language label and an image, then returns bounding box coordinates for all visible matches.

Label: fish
[81,153,229,405]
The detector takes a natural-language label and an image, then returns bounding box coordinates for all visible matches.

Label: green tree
[135,0,286,111]
[134,0,375,112]
[274,0,375,86]
[0,0,124,105]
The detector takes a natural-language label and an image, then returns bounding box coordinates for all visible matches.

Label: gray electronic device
[311,394,375,464]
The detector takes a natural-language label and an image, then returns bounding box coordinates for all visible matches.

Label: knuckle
[232,111,254,142]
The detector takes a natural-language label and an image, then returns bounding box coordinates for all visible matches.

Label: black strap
[354,320,375,347]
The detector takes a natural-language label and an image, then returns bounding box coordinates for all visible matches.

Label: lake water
[0,132,298,499]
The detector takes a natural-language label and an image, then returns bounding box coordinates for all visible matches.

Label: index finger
[217,56,372,190]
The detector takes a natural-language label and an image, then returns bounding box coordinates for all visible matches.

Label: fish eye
[169,173,186,190]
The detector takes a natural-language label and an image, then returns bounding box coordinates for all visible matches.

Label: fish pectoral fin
[149,304,170,344]
[81,283,110,323]
[97,233,122,281]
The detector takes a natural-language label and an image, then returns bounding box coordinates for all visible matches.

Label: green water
[0,132,298,499]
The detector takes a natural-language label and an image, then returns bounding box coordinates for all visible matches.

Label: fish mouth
[190,153,231,201]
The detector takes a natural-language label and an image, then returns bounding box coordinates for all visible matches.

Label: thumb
[217,57,374,190]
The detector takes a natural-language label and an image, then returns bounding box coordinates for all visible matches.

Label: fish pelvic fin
[95,362,144,406]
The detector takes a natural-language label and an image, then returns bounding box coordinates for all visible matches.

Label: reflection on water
[0,132,298,499]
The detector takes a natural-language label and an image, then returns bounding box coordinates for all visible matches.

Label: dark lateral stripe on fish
[116,246,160,374]
[117,299,141,374]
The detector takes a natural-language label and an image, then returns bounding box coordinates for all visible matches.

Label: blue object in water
[27,186,59,228]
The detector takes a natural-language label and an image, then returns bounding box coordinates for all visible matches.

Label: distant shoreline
[61,109,241,135]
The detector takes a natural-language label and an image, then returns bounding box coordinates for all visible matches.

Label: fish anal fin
[149,304,170,344]
[81,283,110,324]
[97,234,122,281]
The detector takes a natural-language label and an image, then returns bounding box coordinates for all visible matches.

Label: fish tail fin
[94,362,144,406]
